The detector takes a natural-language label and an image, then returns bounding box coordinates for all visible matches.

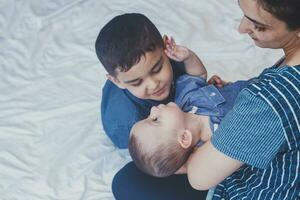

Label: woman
[113,0,300,199]
[187,0,300,199]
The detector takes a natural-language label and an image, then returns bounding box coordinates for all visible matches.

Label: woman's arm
[187,140,243,190]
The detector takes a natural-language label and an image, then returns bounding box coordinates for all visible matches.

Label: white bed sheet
[0,0,282,199]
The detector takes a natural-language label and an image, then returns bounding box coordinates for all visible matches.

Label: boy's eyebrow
[124,55,163,84]
[124,77,141,84]
[150,55,163,71]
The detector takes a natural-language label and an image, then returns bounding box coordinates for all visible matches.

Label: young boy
[95,13,206,149]
[128,74,253,178]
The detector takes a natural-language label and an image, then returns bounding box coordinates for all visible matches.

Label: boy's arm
[187,141,243,190]
[164,36,207,79]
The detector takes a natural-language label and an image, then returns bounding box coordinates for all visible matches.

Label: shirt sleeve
[211,89,285,169]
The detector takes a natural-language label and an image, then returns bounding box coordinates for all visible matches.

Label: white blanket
[0,0,282,199]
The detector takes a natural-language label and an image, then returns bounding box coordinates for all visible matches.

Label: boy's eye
[131,80,142,87]
[151,64,163,74]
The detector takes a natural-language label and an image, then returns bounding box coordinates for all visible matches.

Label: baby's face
[131,102,186,145]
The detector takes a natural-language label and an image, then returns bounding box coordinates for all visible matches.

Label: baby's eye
[152,117,158,122]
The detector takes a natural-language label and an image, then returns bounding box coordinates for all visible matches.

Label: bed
[0,0,282,199]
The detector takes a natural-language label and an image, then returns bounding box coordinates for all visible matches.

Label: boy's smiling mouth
[152,86,166,96]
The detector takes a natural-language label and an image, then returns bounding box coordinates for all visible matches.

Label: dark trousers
[112,162,208,200]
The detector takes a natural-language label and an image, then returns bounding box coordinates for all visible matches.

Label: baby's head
[129,102,194,177]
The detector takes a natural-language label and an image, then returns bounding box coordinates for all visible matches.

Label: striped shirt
[211,65,300,200]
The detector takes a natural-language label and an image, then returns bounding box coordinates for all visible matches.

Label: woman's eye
[254,25,266,32]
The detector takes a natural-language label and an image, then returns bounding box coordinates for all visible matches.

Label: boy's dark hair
[95,13,164,76]
[129,130,193,178]
[257,0,300,30]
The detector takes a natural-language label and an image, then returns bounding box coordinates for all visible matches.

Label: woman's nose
[238,17,252,34]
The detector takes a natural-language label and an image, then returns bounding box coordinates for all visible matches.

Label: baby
[129,71,254,177]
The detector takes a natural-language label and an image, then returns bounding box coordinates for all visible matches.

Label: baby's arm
[164,36,207,79]
[208,75,229,88]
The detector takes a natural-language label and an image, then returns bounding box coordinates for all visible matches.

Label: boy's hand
[163,35,190,62]
[163,35,207,79]
[208,75,228,88]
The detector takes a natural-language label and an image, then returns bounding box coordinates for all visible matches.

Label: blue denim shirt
[101,60,185,148]
[175,75,253,125]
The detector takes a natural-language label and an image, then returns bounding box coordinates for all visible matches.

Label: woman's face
[238,0,300,49]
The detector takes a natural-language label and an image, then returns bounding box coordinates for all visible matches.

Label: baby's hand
[163,35,190,62]
[208,75,228,88]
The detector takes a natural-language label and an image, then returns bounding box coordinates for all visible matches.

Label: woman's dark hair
[257,0,300,30]
[95,13,164,76]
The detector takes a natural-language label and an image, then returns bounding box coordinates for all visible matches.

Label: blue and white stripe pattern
[212,66,300,199]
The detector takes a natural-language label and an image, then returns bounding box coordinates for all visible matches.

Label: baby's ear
[177,130,192,149]
[106,74,125,89]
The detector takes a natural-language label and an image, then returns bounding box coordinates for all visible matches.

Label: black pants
[112,162,208,200]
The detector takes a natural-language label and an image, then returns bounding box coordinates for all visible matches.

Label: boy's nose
[147,78,159,91]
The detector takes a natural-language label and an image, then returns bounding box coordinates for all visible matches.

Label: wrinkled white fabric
[0,0,281,199]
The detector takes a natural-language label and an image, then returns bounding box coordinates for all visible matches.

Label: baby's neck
[185,113,212,146]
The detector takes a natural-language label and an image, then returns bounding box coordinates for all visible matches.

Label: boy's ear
[177,130,193,149]
[106,74,126,89]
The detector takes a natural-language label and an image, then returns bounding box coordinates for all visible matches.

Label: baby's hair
[129,127,193,177]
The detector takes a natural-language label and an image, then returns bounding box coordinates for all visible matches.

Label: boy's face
[108,48,173,101]
[131,102,186,147]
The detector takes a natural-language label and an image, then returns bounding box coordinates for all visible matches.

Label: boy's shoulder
[101,80,142,148]
[101,80,152,122]
[101,80,139,114]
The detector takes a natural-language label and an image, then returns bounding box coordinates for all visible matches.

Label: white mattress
[0,0,282,199]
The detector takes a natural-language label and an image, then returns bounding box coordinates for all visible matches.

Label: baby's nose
[150,106,159,114]
[167,102,176,106]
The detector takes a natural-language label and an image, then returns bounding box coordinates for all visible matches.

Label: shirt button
[210,92,216,96]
